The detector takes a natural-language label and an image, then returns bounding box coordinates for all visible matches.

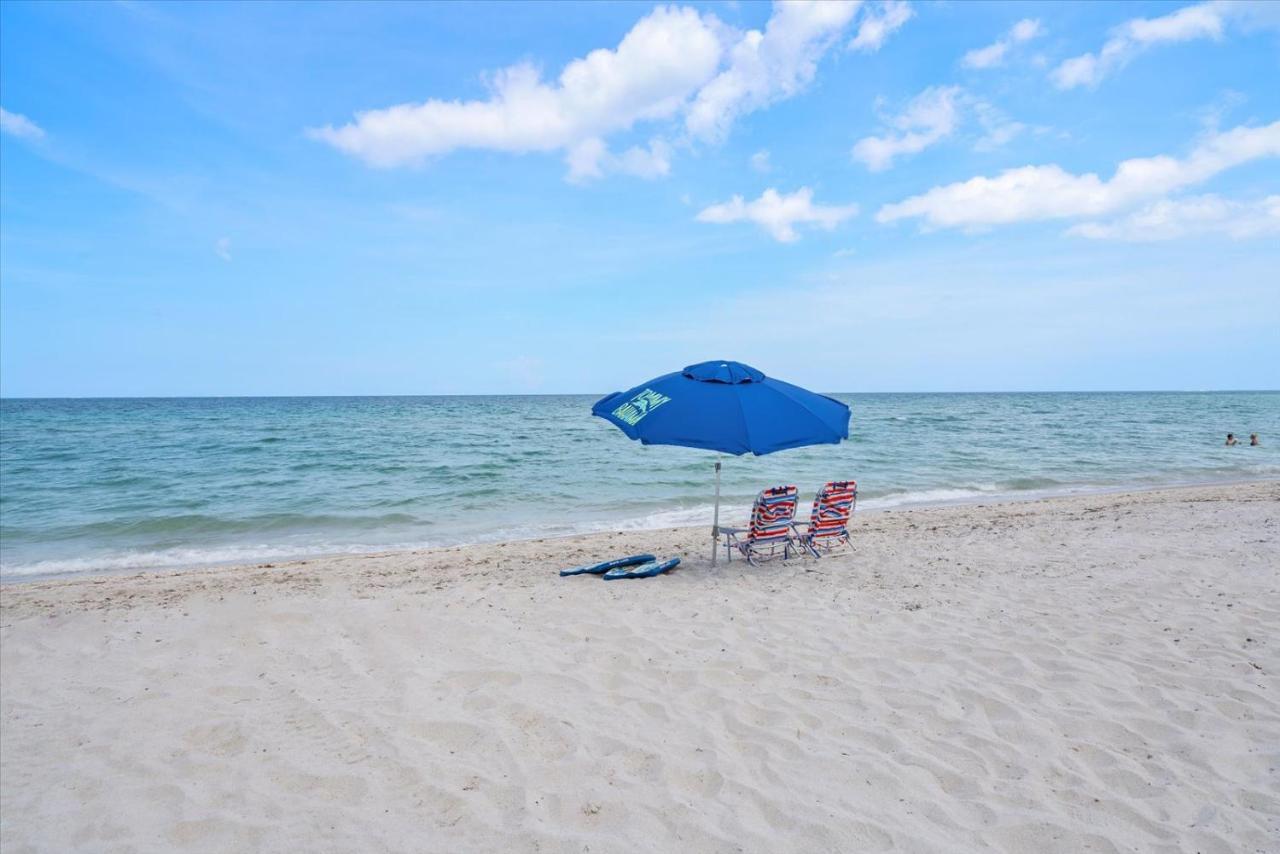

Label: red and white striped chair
[793,481,857,557]
[718,485,800,565]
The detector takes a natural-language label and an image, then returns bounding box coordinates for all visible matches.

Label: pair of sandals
[559,553,681,580]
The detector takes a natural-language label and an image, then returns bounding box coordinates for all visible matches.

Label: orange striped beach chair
[793,480,857,557]
[718,485,800,565]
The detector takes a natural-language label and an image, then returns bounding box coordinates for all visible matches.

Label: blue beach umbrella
[592,360,851,564]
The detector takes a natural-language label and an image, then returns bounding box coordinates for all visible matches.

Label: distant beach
[2,391,1277,579]
[3,482,1277,851]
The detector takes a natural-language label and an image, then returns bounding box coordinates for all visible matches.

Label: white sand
[2,482,1278,853]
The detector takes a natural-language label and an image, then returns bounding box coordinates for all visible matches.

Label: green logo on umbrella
[612,389,671,426]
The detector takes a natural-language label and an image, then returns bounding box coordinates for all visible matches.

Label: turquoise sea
[1,392,1276,579]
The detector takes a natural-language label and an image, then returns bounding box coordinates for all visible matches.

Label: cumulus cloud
[1068,194,1280,241]
[877,120,1280,230]
[961,18,1043,69]
[848,1,914,52]
[684,0,861,143]
[0,107,44,140]
[696,187,857,242]
[565,137,671,182]
[311,2,878,180]
[851,86,962,171]
[1050,1,1278,89]
[309,5,721,170]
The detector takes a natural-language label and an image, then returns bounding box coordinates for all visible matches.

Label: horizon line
[3,389,1279,401]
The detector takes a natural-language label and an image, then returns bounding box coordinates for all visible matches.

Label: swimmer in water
[1251,433,1260,446]
[1225,433,1238,446]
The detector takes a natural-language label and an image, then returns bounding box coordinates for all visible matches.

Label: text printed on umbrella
[612,389,672,426]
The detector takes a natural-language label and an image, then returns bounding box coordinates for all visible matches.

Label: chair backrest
[747,485,799,544]
[808,481,857,539]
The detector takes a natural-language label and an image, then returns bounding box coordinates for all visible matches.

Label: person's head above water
[1226,433,1237,445]
[1251,433,1260,445]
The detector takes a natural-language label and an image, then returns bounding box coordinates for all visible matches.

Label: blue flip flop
[559,553,656,577]
[602,557,681,580]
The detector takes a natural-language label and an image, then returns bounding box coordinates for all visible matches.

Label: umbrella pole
[711,460,721,565]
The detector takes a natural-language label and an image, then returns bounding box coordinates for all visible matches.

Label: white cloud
[684,0,861,143]
[0,107,44,140]
[1196,89,1247,132]
[750,149,772,172]
[961,43,1007,71]
[215,237,232,262]
[854,88,1027,167]
[962,18,1043,69]
[1049,1,1276,89]
[1068,194,1280,241]
[972,101,1026,151]
[877,120,1280,230]
[312,2,868,180]
[851,85,961,171]
[309,5,723,170]
[1010,18,1044,42]
[565,137,671,182]
[696,187,858,242]
[848,1,914,52]
[973,120,1025,151]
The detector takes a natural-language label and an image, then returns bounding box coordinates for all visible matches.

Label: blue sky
[1,0,1277,396]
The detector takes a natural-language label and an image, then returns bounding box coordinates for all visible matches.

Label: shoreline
[4,475,1278,586]
[3,480,1277,850]
[2,479,1275,608]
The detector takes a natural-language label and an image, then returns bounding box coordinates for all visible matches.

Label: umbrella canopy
[592,360,850,455]
[593,360,851,565]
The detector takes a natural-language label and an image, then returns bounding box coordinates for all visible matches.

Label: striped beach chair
[794,481,857,557]
[718,485,800,565]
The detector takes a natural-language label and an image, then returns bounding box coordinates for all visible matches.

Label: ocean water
[1,392,1276,579]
